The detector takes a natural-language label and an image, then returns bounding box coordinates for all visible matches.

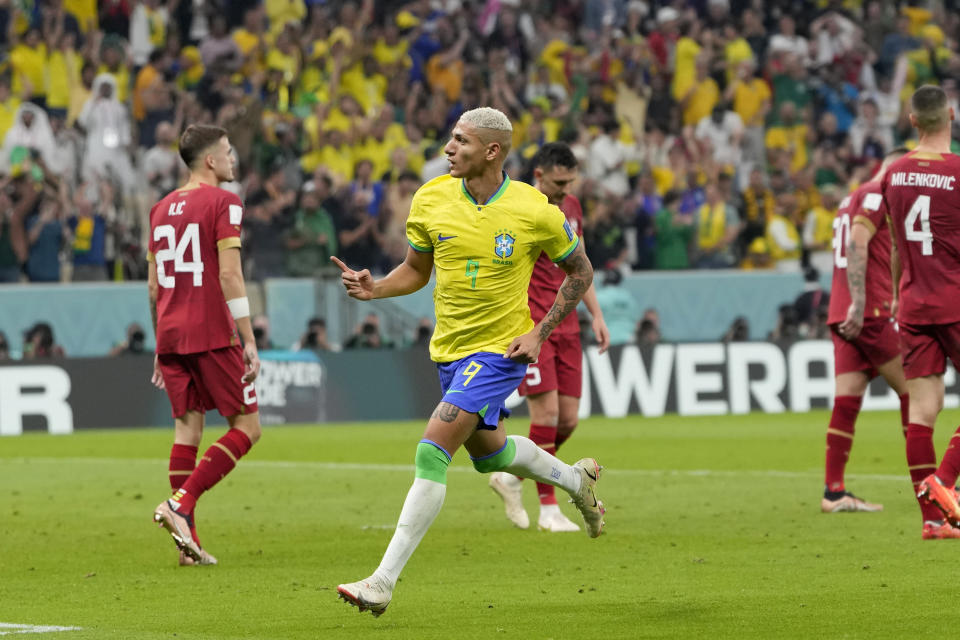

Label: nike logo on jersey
[438,233,457,242]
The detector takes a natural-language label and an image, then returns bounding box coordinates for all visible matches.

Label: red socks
[825,396,862,492]
[172,429,252,516]
[168,444,197,493]
[529,423,559,505]
[169,444,199,543]
[906,423,942,521]
[936,428,960,488]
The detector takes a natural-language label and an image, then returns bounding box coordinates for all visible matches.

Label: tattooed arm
[838,221,873,339]
[504,241,594,363]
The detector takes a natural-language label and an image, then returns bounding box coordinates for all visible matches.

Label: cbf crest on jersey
[494,230,516,259]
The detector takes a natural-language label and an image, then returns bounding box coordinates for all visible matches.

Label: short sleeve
[854,191,885,235]
[405,190,433,253]
[146,202,158,262]
[537,203,579,263]
[216,193,243,252]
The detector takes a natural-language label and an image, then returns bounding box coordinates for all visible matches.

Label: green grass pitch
[0,410,954,639]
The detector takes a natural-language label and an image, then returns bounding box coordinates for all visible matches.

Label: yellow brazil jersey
[11,43,47,98]
[672,37,701,101]
[808,205,834,246]
[682,78,718,126]
[406,174,579,363]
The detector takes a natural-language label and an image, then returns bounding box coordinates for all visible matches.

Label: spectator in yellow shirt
[64,0,97,33]
[766,191,802,273]
[672,22,701,101]
[722,25,754,85]
[66,62,96,128]
[266,0,307,36]
[341,56,388,116]
[695,182,742,268]
[46,30,81,121]
[803,183,840,277]
[0,77,22,143]
[9,27,48,107]
[681,56,719,126]
[726,60,770,166]
[765,101,810,173]
[373,22,411,70]
[233,6,268,76]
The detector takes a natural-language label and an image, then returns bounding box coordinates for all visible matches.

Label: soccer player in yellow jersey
[332,107,605,617]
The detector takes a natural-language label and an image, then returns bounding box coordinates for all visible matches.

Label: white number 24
[154,223,204,288]
[905,195,934,256]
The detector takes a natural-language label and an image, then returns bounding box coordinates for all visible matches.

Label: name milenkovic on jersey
[889,172,957,190]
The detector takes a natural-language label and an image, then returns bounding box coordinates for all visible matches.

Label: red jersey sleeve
[853,189,886,233]
[214,192,244,252]
[147,201,160,264]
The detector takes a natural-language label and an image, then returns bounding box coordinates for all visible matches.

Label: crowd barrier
[0,341,933,436]
[0,269,823,357]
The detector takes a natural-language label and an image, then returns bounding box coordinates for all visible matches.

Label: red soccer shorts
[517,331,583,398]
[157,345,258,419]
[830,318,901,377]
[899,320,960,380]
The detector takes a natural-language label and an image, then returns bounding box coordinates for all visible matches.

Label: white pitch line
[0,456,912,483]
[0,623,81,636]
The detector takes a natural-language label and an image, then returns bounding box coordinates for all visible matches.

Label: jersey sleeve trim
[852,215,877,235]
[408,239,434,253]
[551,237,580,263]
[217,237,242,251]
[146,251,155,263]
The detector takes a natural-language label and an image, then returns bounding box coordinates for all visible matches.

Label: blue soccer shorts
[436,352,527,429]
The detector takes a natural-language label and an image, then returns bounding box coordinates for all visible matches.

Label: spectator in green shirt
[654,190,694,269]
[286,179,338,277]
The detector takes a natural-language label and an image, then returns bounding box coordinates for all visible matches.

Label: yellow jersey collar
[460,172,510,207]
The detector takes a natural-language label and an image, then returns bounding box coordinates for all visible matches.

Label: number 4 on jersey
[154,223,204,288]
[905,195,934,256]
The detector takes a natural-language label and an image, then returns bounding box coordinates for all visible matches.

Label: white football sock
[374,477,445,587]
[501,435,581,494]
[539,503,562,519]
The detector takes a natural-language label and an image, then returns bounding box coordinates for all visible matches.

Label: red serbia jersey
[148,183,243,354]
[827,181,894,324]
[882,151,960,325]
[528,194,584,336]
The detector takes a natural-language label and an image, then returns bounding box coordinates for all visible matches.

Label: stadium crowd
[0,0,957,285]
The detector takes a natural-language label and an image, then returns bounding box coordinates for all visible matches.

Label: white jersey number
[524,364,542,387]
[832,213,850,269]
[905,195,934,256]
[154,223,204,288]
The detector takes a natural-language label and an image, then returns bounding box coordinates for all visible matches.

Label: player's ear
[533,167,543,182]
[909,113,918,128]
[951,107,956,122]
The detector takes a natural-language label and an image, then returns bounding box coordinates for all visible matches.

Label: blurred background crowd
[0,0,958,283]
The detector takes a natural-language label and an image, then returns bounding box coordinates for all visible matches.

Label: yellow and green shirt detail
[406,174,578,363]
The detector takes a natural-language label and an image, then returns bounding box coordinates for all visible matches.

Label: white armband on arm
[226,297,250,319]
